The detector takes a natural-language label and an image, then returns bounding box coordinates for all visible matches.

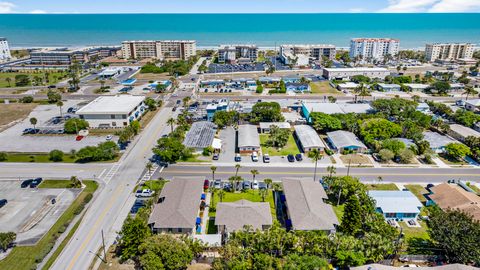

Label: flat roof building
[122,40,196,60]
[237,125,260,154]
[377,83,401,92]
[30,47,119,66]
[465,99,480,112]
[326,130,367,153]
[148,178,205,234]
[259,122,291,133]
[281,178,338,233]
[350,38,400,61]
[218,44,258,63]
[76,95,146,128]
[369,190,423,220]
[323,67,390,80]
[425,43,474,62]
[294,125,326,153]
[448,124,480,142]
[215,200,272,234]
[301,101,373,122]
[427,183,480,222]
[422,131,457,153]
[183,121,217,151]
[0,37,11,61]
[404,83,430,92]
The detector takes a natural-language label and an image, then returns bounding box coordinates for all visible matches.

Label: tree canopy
[250,102,284,123]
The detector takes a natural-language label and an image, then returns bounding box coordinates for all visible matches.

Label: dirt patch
[0,103,37,131]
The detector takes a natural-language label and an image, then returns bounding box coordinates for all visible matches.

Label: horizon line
[1,12,479,15]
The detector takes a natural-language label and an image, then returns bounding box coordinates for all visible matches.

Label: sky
[0,0,480,14]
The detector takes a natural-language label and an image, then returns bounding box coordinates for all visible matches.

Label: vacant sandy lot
[0,103,38,131]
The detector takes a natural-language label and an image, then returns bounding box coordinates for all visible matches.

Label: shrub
[19,96,34,103]
[49,150,64,162]
[398,149,415,163]
[64,119,89,134]
[378,149,394,162]
[0,152,7,161]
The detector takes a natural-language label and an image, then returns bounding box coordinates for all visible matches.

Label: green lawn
[206,218,218,234]
[38,180,75,189]
[180,154,209,163]
[260,133,300,156]
[0,153,76,163]
[0,180,98,270]
[366,183,399,190]
[309,81,342,95]
[142,180,168,191]
[399,220,430,240]
[332,204,345,220]
[438,153,469,165]
[210,189,276,217]
[405,184,428,203]
[0,71,67,88]
[467,182,480,194]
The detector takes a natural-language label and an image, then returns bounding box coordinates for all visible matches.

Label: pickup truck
[135,189,155,198]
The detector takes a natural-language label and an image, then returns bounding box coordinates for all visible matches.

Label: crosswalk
[140,163,159,182]
[102,164,121,184]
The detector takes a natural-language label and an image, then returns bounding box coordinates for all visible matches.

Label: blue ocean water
[0,13,479,48]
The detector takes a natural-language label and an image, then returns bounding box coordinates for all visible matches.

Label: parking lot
[0,180,80,245]
[208,63,266,73]
[0,100,115,152]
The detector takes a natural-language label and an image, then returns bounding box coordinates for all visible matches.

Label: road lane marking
[160,170,480,176]
[66,184,125,270]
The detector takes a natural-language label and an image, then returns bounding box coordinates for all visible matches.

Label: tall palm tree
[463,86,478,101]
[326,165,336,179]
[264,178,273,189]
[167,117,175,133]
[145,162,154,175]
[29,117,37,130]
[250,169,259,181]
[308,149,323,182]
[210,166,217,181]
[218,190,225,202]
[209,187,217,205]
[56,100,64,118]
[5,77,11,87]
[234,164,241,178]
[355,83,370,102]
[259,188,267,202]
[182,96,191,108]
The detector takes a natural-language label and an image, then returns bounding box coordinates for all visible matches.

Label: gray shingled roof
[327,130,367,149]
[294,125,326,149]
[282,178,339,231]
[238,124,260,148]
[148,177,204,229]
[183,121,217,149]
[215,200,273,232]
[422,131,457,149]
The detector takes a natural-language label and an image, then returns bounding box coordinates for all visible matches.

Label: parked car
[263,154,270,163]
[295,154,303,161]
[213,153,219,160]
[258,182,267,190]
[223,182,233,191]
[0,199,7,208]
[243,181,251,190]
[176,100,181,105]
[106,135,113,141]
[204,179,210,189]
[214,179,222,189]
[234,154,241,162]
[76,135,84,141]
[287,154,295,162]
[135,189,154,198]
[30,178,43,188]
[252,181,259,190]
[21,179,33,188]
[251,152,259,162]
[130,199,146,213]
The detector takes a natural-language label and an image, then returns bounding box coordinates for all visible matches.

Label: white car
[251,152,259,162]
[252,180,259,190]
[106,135,113,141]
[135,189,155,198]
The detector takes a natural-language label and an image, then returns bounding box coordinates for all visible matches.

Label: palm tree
[182,96,191,108]
[56,101,64,118]
[272,182,282,191]
[29,117,37,130]
[209,187,217,205]
[167,117,175,133]
[377,176,383,186]
[145,162,154,175]
[100,79,106,90]
[463,86,478,101]
[234,164,241,178]
[326,165,336,179]
[210,166,217,181]
[355,83,370,102]
[308,149,323,182]
[259,188,267,202]
[264,178,273,189]
[218,189,225,202]
[250,169,259,181]
[5,77,11,87]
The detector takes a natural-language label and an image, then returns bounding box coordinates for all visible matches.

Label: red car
[203,179,210,189]
[76,135,84,141]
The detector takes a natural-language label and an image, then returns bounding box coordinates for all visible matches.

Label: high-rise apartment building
[0,37,11,61]
[349,38,400,61]
[280,44,336,66]
[121,40,196,60]
[425,43,475,62]
[218,44,258,63]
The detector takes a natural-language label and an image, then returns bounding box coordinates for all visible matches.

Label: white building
[280,44,336,66]
[76,95,146,128]
[425,43,474,62]
[122,40,196,60]
[30,47,119,66]
[323,67,390,80]
[0,37,11,61]
[349,38,400,61]
[218,44,258,63]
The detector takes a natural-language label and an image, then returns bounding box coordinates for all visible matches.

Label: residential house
[215,200,272,234]
[465,99,480,112]
[326,130,368,153]
[369,190,423,220]
[237,125,261,154]
[259,122,291,133]
[404,83,430,92]
[422,131,457,153]
[376,83,401,92]
[294,125,326,153]
[427,183,480,222]
[286,82,311,93]
[448,124,480,142]
[337,82,359,91]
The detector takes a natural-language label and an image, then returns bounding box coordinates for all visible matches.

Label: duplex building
[425,43,474,62]
[121,40,196,60]
[30,47,119,66]
[281,178,338,233]
[215,200,272,234]
[76,95,146,128]
[280,44,336,66]
[148,178,205,234]
[237,124,261,154]
[323,67,390,80]
[218,44,258,63]
[0,37,11,61]
[369,190,423,220]
[349,38,400,61]
[294,125,326,153]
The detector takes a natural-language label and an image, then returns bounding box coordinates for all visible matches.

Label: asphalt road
[0,163,109,179]
[160,164,480,183]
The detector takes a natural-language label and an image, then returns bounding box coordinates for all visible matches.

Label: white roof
[76,95,145,115]
[337,82,359,89]
[338,103,373,114]
[294,125,326,148]
[466,99,480,106]
[378,83,401,88]
[449,124,480,138]
[423,131,457,149]
[212,138,222,149]
[404,83,430,89]
[259,122,291,129]
[303,102,343,114]
[324,67,389,72]
[327,130,367,149]
[238,125,260,148]
[369,190,423,214]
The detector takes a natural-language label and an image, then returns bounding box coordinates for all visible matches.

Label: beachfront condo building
[30,47,119,66]
[280,44,336,66]
[218,44,258,63]
[121,40,196,60]
[425,43,475,62]
[349,38,400,61]
[0,37,11,62]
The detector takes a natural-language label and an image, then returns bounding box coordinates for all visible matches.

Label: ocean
[0,13,479,49]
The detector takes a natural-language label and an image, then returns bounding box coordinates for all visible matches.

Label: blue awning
[196,217,202,224]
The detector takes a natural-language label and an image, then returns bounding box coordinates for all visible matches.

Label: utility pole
[346,157,352,176]
[101,229,107,263]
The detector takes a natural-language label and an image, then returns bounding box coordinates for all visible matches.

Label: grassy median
[0,180,98,270]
